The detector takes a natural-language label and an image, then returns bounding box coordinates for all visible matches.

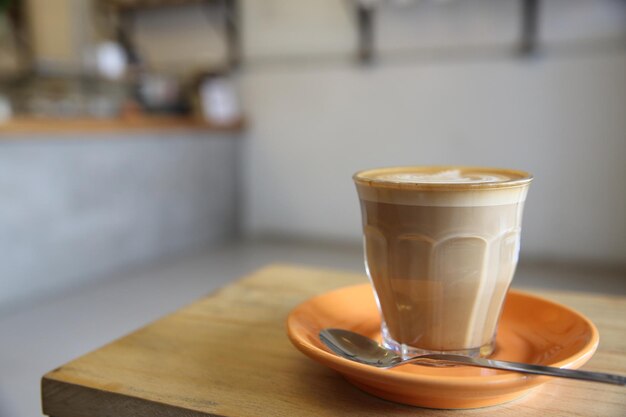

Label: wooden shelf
[105,0,207,12]
[0,115,245,135]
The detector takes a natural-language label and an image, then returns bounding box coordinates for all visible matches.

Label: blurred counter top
[0,115,245,135]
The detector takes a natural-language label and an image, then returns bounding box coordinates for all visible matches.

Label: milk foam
[378,169,509,184]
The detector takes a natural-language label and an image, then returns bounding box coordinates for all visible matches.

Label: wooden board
[41,264,626,417]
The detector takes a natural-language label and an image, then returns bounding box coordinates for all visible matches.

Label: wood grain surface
[41,264,626,417]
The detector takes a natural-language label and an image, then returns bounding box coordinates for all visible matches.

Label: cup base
[381,324,495,361]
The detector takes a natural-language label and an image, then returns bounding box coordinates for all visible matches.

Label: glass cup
[353,166,532,358]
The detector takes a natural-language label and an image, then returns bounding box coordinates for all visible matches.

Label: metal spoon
[319,328,626,386]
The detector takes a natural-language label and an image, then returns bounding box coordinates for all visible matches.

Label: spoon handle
[404,354,626,386]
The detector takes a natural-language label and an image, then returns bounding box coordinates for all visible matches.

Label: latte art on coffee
[377,169,509,184]
[354,166,532,207]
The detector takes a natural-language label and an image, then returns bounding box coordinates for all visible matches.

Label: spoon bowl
[319,327,403,367]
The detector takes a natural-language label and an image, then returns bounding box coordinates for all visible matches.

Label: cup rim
[353,166,533,191]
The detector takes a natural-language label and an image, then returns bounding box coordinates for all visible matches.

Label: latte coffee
[354,166,532,358]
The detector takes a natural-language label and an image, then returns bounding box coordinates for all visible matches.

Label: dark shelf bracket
[356,3,375,64]
[519,0,540,55]
[223,0,241,70]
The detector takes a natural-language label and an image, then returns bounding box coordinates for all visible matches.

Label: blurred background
[0,0,625,416]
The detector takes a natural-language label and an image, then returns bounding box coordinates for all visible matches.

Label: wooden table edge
[41,376,223,417]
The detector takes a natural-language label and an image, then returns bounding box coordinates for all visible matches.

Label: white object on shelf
[0,95,13,122]
[199,77,240,124]
[96,41,128,80]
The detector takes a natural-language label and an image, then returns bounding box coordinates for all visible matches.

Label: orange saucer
[287,284,599,409]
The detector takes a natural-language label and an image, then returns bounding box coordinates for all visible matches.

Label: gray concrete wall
[0,131,240,313]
